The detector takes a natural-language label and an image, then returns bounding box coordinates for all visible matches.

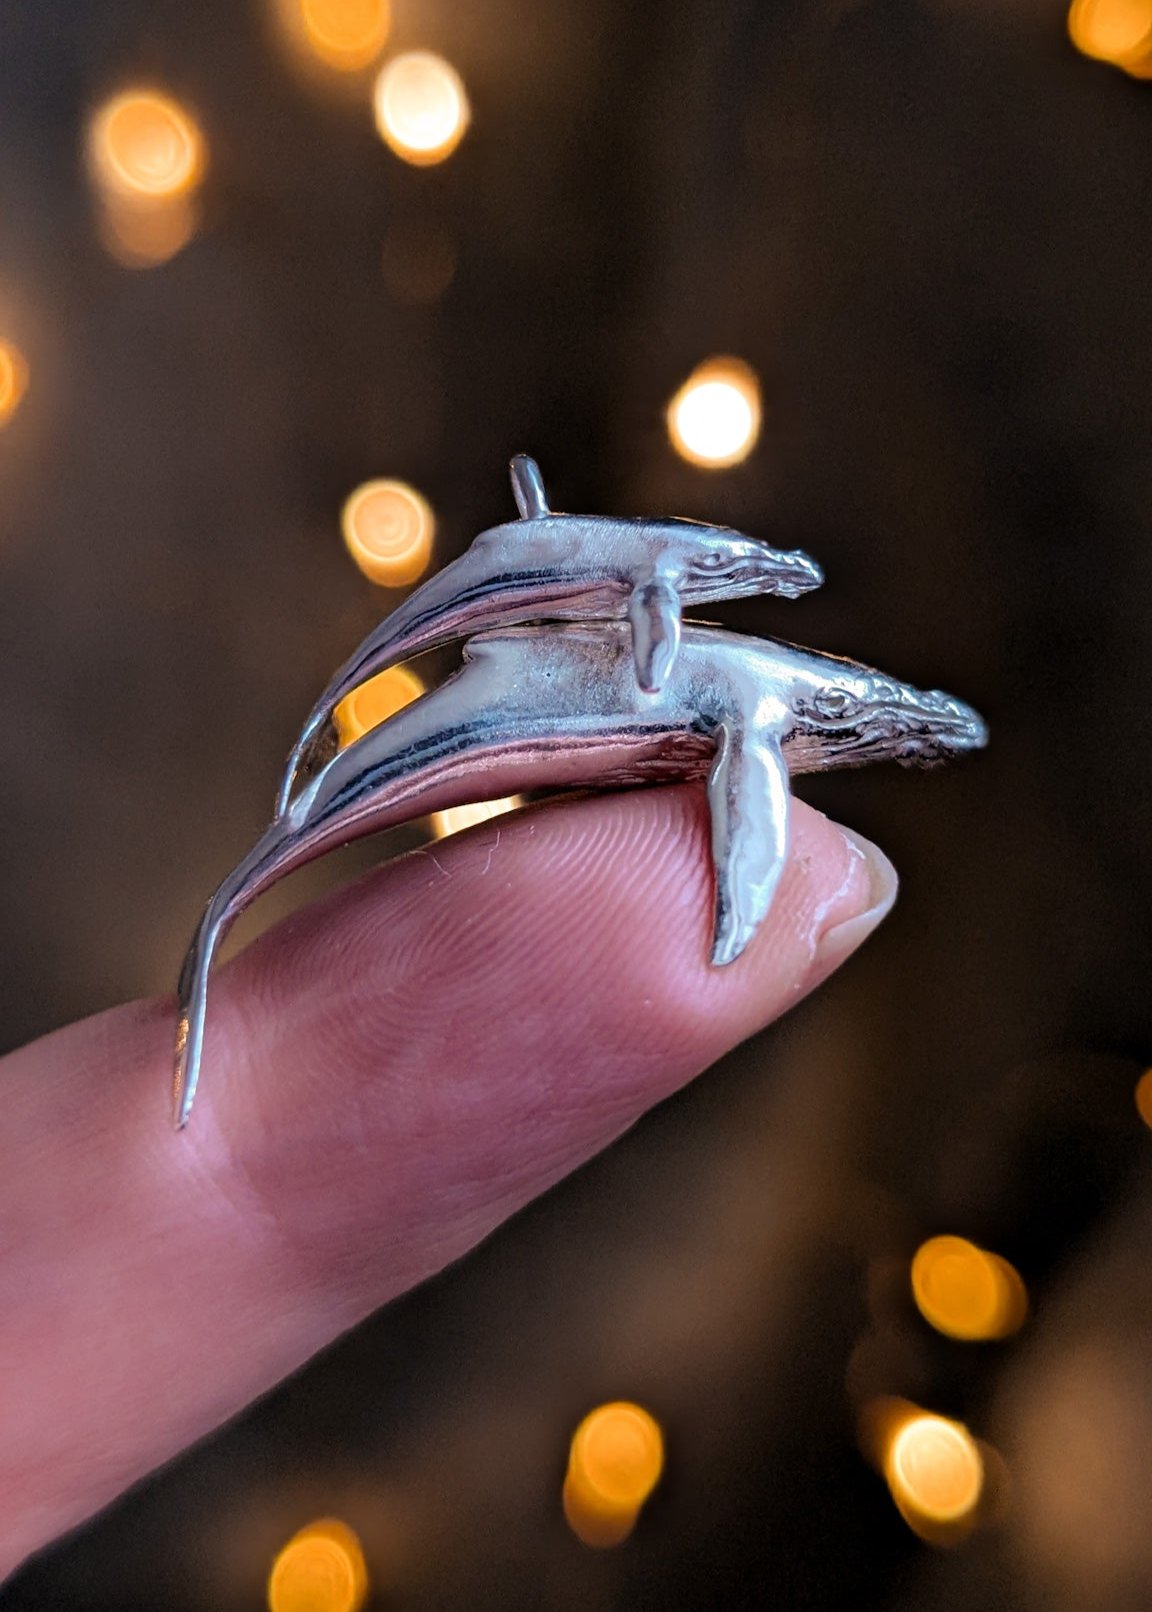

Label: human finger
[0,785,895,1576]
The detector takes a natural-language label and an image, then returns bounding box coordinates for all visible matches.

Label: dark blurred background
[2,0,1152,1606]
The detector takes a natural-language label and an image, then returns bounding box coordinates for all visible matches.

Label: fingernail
[811,825,899,977]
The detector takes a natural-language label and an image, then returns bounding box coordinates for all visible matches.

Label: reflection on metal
[373,52,470,165]
[267,1518,368,1612]
[564,1401,665,1548]
[911,1235,1028,1342]
[277,455,823,814]
[667,357,762,469]
[173,600,985,1125]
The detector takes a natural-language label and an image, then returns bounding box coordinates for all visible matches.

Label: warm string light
[333,664,424,746]
[1133,1067,1152,1126]
[0,340,29,428]
[861,1398,988,1546]
[373,52,470,166]
[430,797,522,839]
[910,1235,1028,1342]
[341,479,435,586]
[887,1414,983,1537]
[288,0,391,72]
[563,1401,665,1548]
[1068,0,1152,74]
[267,1518,368,1612]
[667,357,762,468]
[86,89,206,268]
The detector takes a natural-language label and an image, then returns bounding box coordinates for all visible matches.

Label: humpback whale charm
[173,622,986,1128]
[273,456,823,813]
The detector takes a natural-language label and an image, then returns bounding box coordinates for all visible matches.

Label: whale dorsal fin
[509,455,550,519]
[707,720,790,966]
[627,576,682,694]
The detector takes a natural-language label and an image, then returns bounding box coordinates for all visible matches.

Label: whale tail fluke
[173,897,224,1129]
[172,822,291,1129]
[509,455,550,520]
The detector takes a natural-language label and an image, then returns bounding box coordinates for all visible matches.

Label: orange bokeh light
[430,797,522,839]
[267,1518,368,1612]
[88,90,205,200]
[887,1413,984,1526]
[1068,0,1152,71]
[910,1235,1027,1342]
[1134,1068,1152,1127]
[0,340,29,427]
[373,52,470,166]
[862,1398,987,1546]
[667,357,762,469]
[563,1401,664,1549]
[341,479,435,586]
[333,665,424,746]
[87,89,205,268]
[99,193,199,269]
[296,0,390,70]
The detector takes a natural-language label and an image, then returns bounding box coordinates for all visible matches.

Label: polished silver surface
[273,457,823,814]
[174,622,986,1127]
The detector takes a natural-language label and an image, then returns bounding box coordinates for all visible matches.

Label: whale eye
[696,549,732,571]
[813,688,860,722]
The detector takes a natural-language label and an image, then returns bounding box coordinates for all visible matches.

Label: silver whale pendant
[274,456,823,813]
[173,604,986,1128]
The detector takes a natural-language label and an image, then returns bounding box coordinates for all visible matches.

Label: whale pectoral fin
[628,578,682,694]
[706,721,791,966]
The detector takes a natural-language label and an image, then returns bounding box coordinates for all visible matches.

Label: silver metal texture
[273,457,824,814]
[174,621,986,1127]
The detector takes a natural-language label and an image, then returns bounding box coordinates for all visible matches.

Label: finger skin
[0,785,889,1576]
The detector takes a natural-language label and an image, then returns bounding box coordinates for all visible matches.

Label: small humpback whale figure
[273,456,823,814]
[174,622,986,1127]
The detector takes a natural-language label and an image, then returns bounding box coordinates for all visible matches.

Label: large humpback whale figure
[175,622,986,1127]
[273,456,823,814]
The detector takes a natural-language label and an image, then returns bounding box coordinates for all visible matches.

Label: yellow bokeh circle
[430,797,522,839]
[911,1235,1027,1342]
[0,340,29,426]
[267,1518,368,1612]
[341,479,434,586]
[298,0,390,70]
[886,1413,984,1526]
[88,90,205,199]
[373,52,470,166]
[563,1401,665,1549]
[333,664,425,747]
[667,357,762,469]
[1068,0,1152,64]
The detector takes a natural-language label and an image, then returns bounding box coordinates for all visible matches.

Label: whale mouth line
[816,712,986,766]
[689,568,822,606]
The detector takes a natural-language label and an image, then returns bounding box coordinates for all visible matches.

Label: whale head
[785,657,988,770]
[649,517,824,604]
